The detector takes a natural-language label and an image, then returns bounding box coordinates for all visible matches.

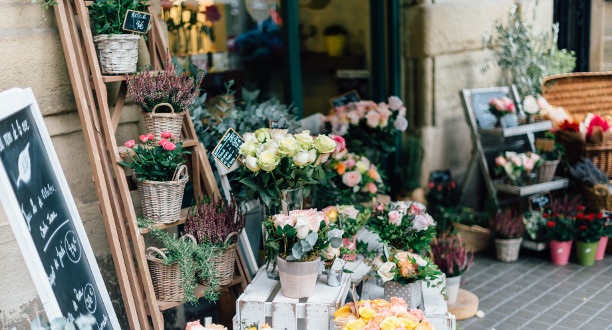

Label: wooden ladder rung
[139,208,190,234]
[99,70,164,83]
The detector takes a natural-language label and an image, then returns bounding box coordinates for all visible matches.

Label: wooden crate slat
[139,208,190,234]
[271,302,298,330]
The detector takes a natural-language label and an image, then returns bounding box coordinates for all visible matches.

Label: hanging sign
[268,120,286,130]
[330,90,360,109]
[212,128,244,170]
[122,9,151,34]
[529,192,552,211]
[0,88,120,329]
[429,170,452,185]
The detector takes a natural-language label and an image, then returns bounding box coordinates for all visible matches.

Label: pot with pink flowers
[431,234,474,304]
[490,210,526,262]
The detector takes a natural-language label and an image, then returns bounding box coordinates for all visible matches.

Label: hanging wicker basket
[537,156,560,183]
[93,34,140,75]
[146,234,197,302]
[582,182,612,212]
[143,103,184,141]
[198,232,240,286]
[136,164,189,224]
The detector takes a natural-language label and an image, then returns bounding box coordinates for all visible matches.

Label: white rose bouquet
[236,128,338,209]
[374,250,442,287]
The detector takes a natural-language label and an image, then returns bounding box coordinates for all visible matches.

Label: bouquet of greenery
[322,204,371,238]
[522,210,547,241]
[89,0,147,35]
[368,201,436,253]
[543,212,575,242]
[119,132,189,181]
[373,250,442,287]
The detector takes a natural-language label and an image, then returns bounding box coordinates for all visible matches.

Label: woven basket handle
[224,231,240,245]
[146,247,167,261]
[180,233,197,245]
[593,184,609,197]
[172,164,188,181]
[151,102,175,115]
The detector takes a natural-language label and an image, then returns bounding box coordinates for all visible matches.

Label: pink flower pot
[342,235,357,261]
[595,236,609,261]
[549,240,572,265]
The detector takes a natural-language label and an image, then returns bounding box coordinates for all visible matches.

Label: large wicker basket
[93,34,140,74]
[136,164,188,224]
[146,235,196,302]
[143,103,184,141]
[198,232,239,286]
[582,183,612,212]
[453,222,491,253]
[542,72,612,176]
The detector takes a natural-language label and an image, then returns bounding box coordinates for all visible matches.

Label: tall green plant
[483,5,576,97]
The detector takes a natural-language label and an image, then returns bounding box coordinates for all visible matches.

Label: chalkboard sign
[529,192,552,211]
[471,90,519,129]
[330,90,360,108]
[212,128,243,170]
[122,9,151,34]
[429,170,452,184]
[0,88,119,328]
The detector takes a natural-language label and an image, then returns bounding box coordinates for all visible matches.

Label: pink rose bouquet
[333,297,434,330]
[368,201,437,253]
[494,151,542,185]
[488,97,516,119]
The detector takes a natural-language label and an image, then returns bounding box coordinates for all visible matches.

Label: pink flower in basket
[125,140,135,148]
[161,131,173,139]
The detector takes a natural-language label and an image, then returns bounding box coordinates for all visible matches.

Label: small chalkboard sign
[429,169,452,184]
[0,88,119,328]
[529,192,552,211]
[212,128,244,170]
[269,120,286,129]
[330,90,360,108]
[471,90,519,129]
[122,9,151,34]
[535,138,555,152]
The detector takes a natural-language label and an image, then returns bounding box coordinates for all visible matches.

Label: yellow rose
[255,128,271,143]
[380,316,402,330]
[258,150,279,172]
[314,135,336,154]
[355,161,369,174]
[279,136,299,156]
[399,317,418,329]
[334,305,353,319]
[344,318,366,330]
[294,130,314,149]
[358,307,375,322]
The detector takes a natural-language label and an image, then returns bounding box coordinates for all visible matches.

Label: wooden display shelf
[156,275,243,311]
[118,138,199,157]
[100,70,163,83]
[494,176,569,196]
[479,120,552,137]
[139,208,190,234]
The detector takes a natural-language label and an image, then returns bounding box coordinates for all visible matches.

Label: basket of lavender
[569,158,611,211]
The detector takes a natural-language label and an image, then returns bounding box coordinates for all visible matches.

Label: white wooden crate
[234,268,351,330]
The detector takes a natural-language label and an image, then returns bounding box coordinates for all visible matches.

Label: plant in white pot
[430,234,473,304]
[264,209,342,298]
[490,210,526,262]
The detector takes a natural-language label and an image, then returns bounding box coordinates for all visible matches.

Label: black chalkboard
[471,91,519,129]
[429,170,452,184]
[529,192,552,211]
[330,90,360,108]
[0,89,119,328]
[212,128,243,170]
[122,9,151,34]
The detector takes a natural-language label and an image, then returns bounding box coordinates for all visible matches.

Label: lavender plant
[490,209,525,239]
[185,196,246,247]
[550,195,582,215]
[430,234,474,277]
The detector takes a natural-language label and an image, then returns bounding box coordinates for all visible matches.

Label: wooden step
[99,70,163,83]
[155,275,243,311]
[139,208,190,234]
[118,138,198,157]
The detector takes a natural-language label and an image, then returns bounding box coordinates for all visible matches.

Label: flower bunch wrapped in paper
[368,201,436,253]
[236,128,339,209]
[333,297,434,330]
[325,96,408,162]
[494,151,542,185]
[556,113,612,144]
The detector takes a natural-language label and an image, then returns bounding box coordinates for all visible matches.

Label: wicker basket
[537,157,560,183]
[143,103,184,141]
[542,72,612,176]
[453,222,491,253]
[93,34,140,74]
[582,183,612,212]
[494,238,522,262]
[136,164,189,224]
[146,234,197,302]
[198,232,239,286]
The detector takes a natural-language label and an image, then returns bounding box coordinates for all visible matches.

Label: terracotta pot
[277,256,321,298]
[595,236,609,261]
[549,240,572,265]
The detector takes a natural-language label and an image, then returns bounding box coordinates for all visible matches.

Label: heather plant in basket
[127,51,204,114]
[430,234,473,278]
[185,196,246,247]
[490,209,525,239]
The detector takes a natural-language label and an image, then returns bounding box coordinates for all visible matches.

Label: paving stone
[522,320,553,330]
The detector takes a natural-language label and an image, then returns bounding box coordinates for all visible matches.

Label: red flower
[159,138,168,147]
[437,186,442,191]
[125,140,135,148]
[560,120,580,132]
[577,206,586,211]
[428,182,434,188]
[203,5,221,23]
[579,225,588,230]
[543,213,550,218]
[552,213,558,218]
[163,142,177,151]
[146,133,155,141]
[547,221,556,228]
[161,131,173,139]
[587,214,595,221]
[597,213,603,219]
[577,213,585,220]
[451,181,456,188]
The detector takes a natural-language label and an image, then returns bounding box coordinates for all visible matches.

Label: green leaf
[305,232,318,246]
[330,237,343,249]
[239,177,259,191]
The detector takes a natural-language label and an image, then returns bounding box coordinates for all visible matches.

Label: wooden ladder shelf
[53,1,250,329]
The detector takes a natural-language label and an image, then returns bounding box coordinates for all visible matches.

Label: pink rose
[366,111,381,128]
[394,116,408,131]
[139,135,149,143]
[376,204,384,212]
[146,133,155,141]
[388,96,403,110]
[377,103,392,120]
[389,297,408,314]
[511,156,522,166]
[408,204,421,215]
[161,131,173,139]
[413,214,434,231]
[159,138,168,147]
[124,140,135,148]
[366,182,378,194]
[273,214,295,228]
[163,142,177,151]
[342,171,362,187]
[495,156,507,167]
[317,153,331,164]
[507,103,515,112]
[388,210,402,226]
[347,111,360,125]
[523,158,535,171]
[332,135,346,153]
[345,158,356,168]
[409,309,424,320]
[340,206,360,219]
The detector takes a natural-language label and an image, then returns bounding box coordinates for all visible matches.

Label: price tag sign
[269,120,286,129]
[330,90,360,108]
[212,128,244,170]
[529,192,552,211]
[122,9,152,34]
[429,170,452,185]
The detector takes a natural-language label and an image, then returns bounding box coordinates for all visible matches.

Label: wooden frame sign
[0,88,120,328]
[212,128,244,170]
[330,90,360,108]
[122,9,151,34]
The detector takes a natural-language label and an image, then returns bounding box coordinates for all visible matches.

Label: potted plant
[596,217,611,261]
[264,209,342,298]
[373,250,442,309]
[368,201,436,253]
[320,228,352,287]
[542,212,575,265]
[185,196,246,286]
[322,204,370,260]
[488,97,516,128]
[119,132,190,223]
[323,24,348,57]
[89,0,147,74]
[430,234,473,304]
[490,210,525,262]
[127,51,204,140]
[575,208,606,266]
[333,298,434,329]
[451,207,492,253]
[536,132,564,183]
[494,151,542,186]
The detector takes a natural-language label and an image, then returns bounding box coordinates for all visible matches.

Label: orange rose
[398,260,412,277]
[335,162,347,175]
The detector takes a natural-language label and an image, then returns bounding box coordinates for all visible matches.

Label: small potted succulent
[323,24,348,57]
[430,234,473,304]
[490,209,525,262]
[574,208,606,266]
[542,212,575,265]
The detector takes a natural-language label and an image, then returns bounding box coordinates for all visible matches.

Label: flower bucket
[595,236,609,261]
[277,256,321,299]
[324,35,346,56]
[494,238,522,262]
[342,235,357,261]
[93,34,140,74]
[142,103,185,142]
[326,267,343,287]
[549,240,572,265]
[383,280,422,309]
[146,235,196,302]
[537,157,560,183]
[446,275,461,304]
[136,164,188,224]
[198,232,239,286]
[576,241,598,266]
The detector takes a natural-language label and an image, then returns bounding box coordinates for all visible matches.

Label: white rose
[270,129,288,141]
[294,214,310,239]
[308,148,317,163]
[314,135,337,154]
[239,139,259,157]
[523,95,539,114]
[355,161,369,174]
[243,132,256,142]
[388,96,403,110]
[257,150,279,172]
[294,130,314,149]
[412,214,434,231]
[245,156,260,172]
[377,262,396,282]
[279,136,298,157]
[414,255,428,267]
[254,128,271,143]
[293,151,310,166]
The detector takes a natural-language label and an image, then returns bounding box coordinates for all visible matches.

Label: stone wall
[401,0,553,190]
[604,2,612,71]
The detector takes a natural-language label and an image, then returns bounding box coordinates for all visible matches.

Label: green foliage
[334,205,371,237]
[89,0,148,35]
[450,207,489,228]
[523,210,547,241]
[574,211,606,243]
[32,0,57,10]
[542,212,575,242]
[483,5,576,97]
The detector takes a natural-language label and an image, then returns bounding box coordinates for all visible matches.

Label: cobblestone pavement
[457,250,612,330]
